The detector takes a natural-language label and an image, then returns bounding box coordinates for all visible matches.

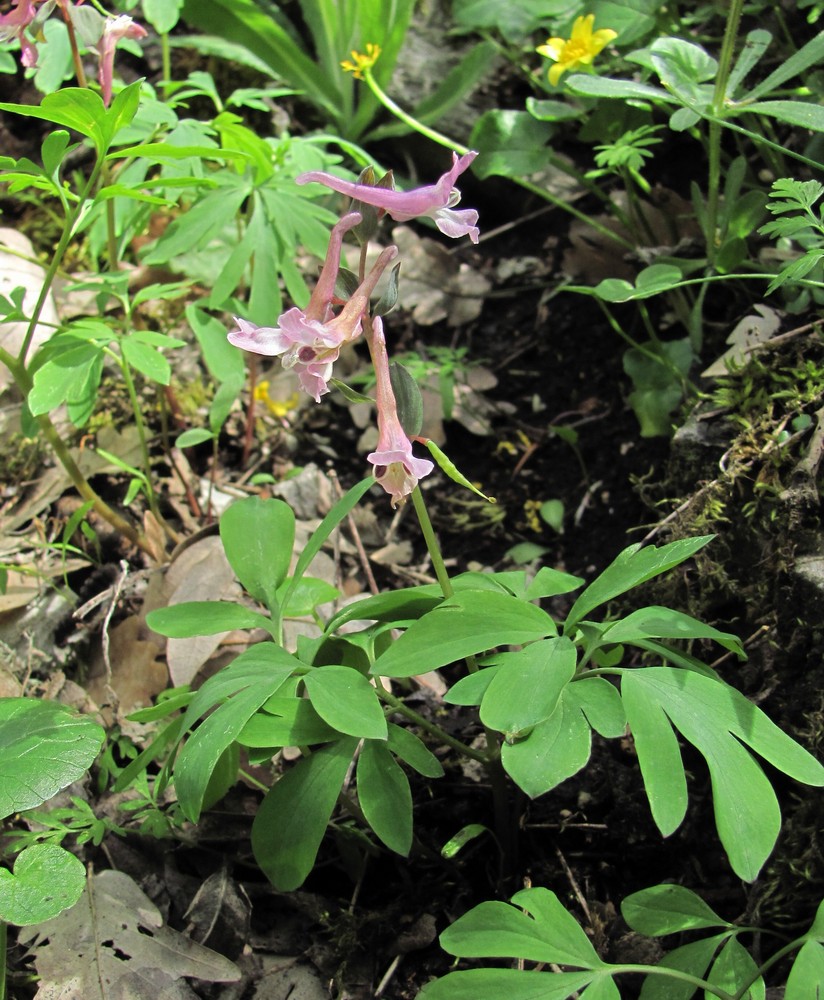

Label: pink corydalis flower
[0,0,40,67]
[95,14,147,106]
[367,317,434,507]
[296,151,480,244]
[228,214,399,402]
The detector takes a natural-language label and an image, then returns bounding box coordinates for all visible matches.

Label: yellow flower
[537,14,617,86]
[340,43,381,80]
[253,381,299,419]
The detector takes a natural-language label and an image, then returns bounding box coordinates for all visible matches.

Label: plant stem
[0,919,6,1000]
[407,484,514,880]
[119,356,162,521]
[0,349,154,555]
[734,937,806,998]
[705,0,745,266]
[376,687,489,763]
[616,964,735,1000]
[410,486,453,598]
[160,33,172,101]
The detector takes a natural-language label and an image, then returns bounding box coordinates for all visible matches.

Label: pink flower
[296,151,480,244]
[228,213,398,402]
[367,317,434,507]
[0,0,40,67]
[95,14,147,106]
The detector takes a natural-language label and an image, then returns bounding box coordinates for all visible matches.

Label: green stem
[160,33,172,101]
[119,356,161,521]
[705,0,745,266]
[616,964,735,1000]
[408,486,513,878]
[361,68,633,251]
[376,687,489,763]
[0,350,153,555]
[18,159,104,365]
[0,919,6,1000]
[734,937,806,999]
[410,485,453,598]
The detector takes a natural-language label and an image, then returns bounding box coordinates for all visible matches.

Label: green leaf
[419,969,596,1000]
[726,30,772,98]
[621,672,688,837]
[444,666,498,707]
[174,645,298,820]
[373,590,557,679]
[0,699,105,818]
[623,668,824,880]
[738,100,824,132]
[602,606,744,657]
[251,738,358,890]
[566,74,673,104]
[146,601,275,638]
[237,696,338,747]
[501,689,593,798]
[176,428,214,448]
[480,637,576,738]
[565,537,713,630]
[785,940,824,1000]
[441,823,488,859]
[622,885,729,936]
[649,37,716,104]
[28,343,104,416]
[0,845,85,926]
[453,0,579,41]
[325,585,442,635]
[469,110,552,179]
[143,0,183,33]
[219,496,295,611]
[357,741,413,855]
[638,934,728,1000]
[386,723,444,778]
[186,304,247,383]
[142,185,248,265]
[745,30,824,100]
[277,576,340,618]
[121,337,171,385]
[303,665,387,740]
[390,362,423,437]
[441,886,605,968]
[567,677,626,737]
[706,937,764,1000]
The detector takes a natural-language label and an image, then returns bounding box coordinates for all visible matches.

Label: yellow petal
[537,37,565,60]
[591,28,618,53]
[571,14,595,42]
[548,61,567,85]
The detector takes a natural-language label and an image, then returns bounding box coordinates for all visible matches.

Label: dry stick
[554,844,592,925]
[100,559,129,715]
[330,470,379,596]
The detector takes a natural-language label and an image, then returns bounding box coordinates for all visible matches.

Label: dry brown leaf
[701,304,783,378]
[86,615,167,714]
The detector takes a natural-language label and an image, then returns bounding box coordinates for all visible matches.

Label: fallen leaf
[20,868,240,998]
[702,304,783,378]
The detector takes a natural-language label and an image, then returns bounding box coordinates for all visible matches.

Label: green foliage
[0,699,105,927]
[0,846,86,927]
[0,699,105,818]
[421,883,824,999]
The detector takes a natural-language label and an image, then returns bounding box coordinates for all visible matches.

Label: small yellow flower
[340,43,381,80]
[537,14,617,86]
[253,381,299,419]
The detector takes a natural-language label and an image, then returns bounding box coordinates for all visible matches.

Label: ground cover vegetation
[0,0,823,997]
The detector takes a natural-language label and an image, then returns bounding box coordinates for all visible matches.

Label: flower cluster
[0,0,146,105]
[228,152,480,505]
[537,14,617,86]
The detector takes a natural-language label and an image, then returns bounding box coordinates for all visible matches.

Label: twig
[100,559,129,713]
[330,470,379,596]
[555,844,592,925]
